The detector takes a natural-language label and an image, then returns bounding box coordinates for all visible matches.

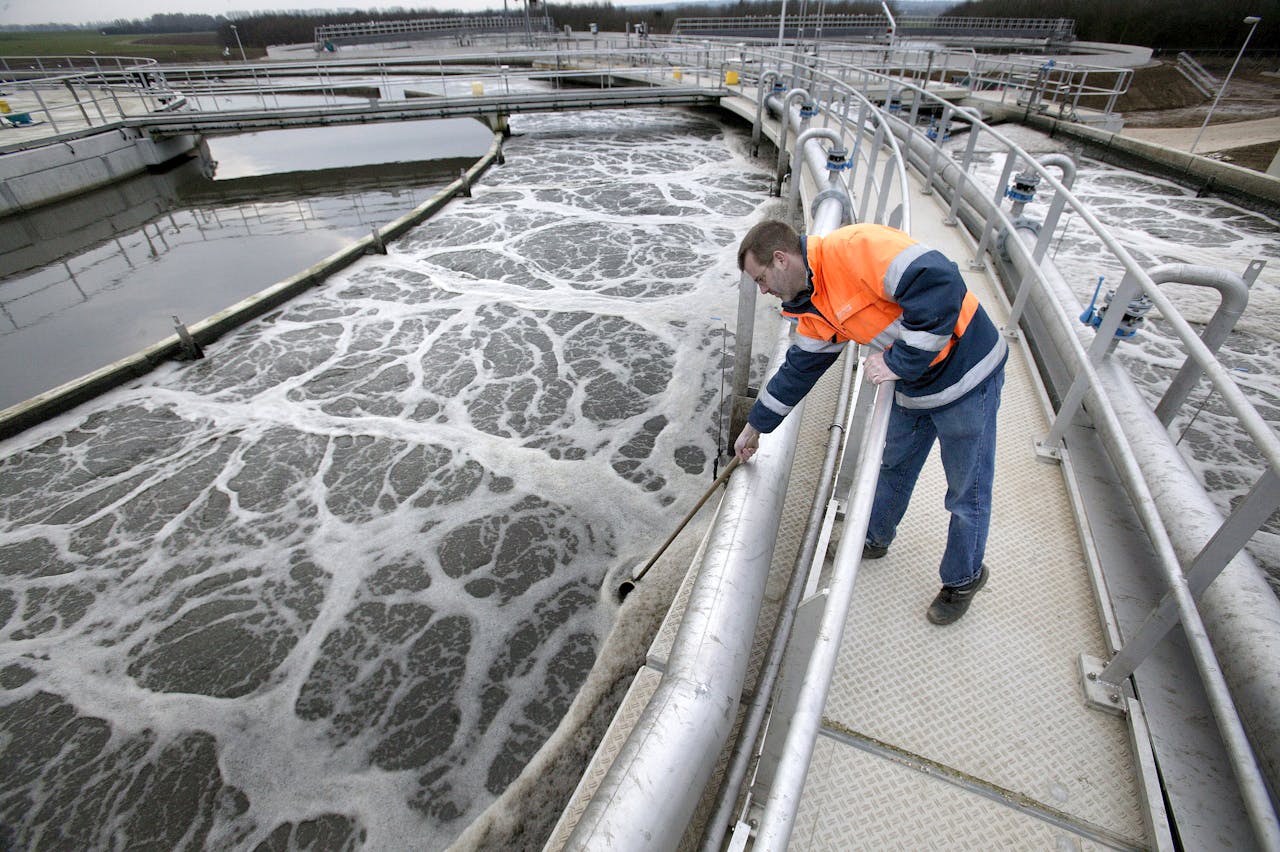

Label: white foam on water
[0,107,775,849]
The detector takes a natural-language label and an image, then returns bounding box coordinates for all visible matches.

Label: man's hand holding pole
[734,423,761,462]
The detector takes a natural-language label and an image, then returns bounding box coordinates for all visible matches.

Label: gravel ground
[1118,59,1280,171]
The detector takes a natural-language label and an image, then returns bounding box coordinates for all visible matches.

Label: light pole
[1190,15,1262,155]
[229,24,247,62]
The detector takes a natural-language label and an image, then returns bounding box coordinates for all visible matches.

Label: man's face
[743,250,806,302]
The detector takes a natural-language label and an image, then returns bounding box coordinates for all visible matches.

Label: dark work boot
[926,564,989,625]
[863,541,889,560]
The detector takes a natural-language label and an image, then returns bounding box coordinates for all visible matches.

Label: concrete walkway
[1121,115,1280,154]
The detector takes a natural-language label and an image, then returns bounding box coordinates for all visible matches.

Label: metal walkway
[549,171,1154,852]
[789,183,1150,851]
[128,86,726,137]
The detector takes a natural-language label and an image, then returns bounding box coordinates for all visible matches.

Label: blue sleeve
[747,343,843,433]
[882,253,965,381]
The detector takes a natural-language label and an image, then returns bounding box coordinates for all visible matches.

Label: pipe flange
[812,187,853,226]
[997,216,1042,262]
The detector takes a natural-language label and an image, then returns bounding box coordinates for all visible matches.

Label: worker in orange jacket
[735,220,1006,625]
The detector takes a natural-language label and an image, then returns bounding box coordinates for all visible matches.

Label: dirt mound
[1114,62,1207,112]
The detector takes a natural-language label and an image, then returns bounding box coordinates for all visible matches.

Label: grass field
[0,31,262,63]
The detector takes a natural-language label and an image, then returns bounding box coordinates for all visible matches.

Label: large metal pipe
[565,84,862,849]
[563,331,806,852]
[700,197,853,852]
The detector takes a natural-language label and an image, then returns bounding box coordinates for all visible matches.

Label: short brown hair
[738,220,802,271]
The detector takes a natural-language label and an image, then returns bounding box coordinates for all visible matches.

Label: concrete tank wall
[0,128,199,216]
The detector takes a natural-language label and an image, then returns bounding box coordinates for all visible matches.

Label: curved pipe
[1145,263,1251,425]
[772,87,811,196]
[1038,152,1076,189]
[789,127,845,209]
[751,70,780,156]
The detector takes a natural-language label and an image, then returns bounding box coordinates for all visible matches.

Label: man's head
[738,220,809,302]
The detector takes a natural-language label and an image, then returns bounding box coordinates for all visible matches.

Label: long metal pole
[1190,16,1261,155]
[230,24,247,62]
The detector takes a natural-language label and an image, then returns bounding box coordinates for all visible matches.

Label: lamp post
[1190,15,1262,155]
[230,24,247,62]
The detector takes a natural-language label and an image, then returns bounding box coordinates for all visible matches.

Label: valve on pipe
[824,146,850,173]
[1080,276,1154,339]
[1005,169,1041,217]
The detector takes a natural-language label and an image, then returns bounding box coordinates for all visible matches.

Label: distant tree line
[101,14,227,35]
[209,2,888,47]
[943,0,1280,52]
[8,0,1275,51]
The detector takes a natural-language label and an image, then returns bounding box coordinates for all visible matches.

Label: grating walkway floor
[789,187,1151,849]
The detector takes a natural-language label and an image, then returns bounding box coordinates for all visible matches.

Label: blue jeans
[865,367,1004,588]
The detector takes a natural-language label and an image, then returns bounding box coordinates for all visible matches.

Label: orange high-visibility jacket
[748,224,1007,433]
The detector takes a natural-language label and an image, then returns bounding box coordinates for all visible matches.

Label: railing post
[859,120,884,223]
[921,104,952,196]
[969,150,1018,270]
[873,155,896,224]
[731,272,759,434]
[1100,469,1280,685]
[29,87,60,133]
[1039,271,1143,455]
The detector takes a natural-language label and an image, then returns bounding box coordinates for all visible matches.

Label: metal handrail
[756,378,895,849]
[0,55,157,78]
[739,50,1280,850]
[0,56,180,136]
[314,13,556,46]
[672,14,1076,40]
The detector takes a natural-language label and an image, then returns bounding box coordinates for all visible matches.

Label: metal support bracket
[1033,437,1062,464]
[727,819,753,852]
[1079,654,1127,717]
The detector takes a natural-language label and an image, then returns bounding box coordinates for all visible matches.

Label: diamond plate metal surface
[793,736,1122,850]
[816,228,1148,845]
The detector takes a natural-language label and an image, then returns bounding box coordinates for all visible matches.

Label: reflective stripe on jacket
[747,224,1007,433]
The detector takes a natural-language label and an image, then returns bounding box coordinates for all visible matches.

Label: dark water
[0,107,771,848]
[0,118,493,411]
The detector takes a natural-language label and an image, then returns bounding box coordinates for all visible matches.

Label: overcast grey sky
[0,0,556,26]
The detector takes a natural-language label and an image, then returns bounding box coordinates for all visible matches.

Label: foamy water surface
[0,107,771,849]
